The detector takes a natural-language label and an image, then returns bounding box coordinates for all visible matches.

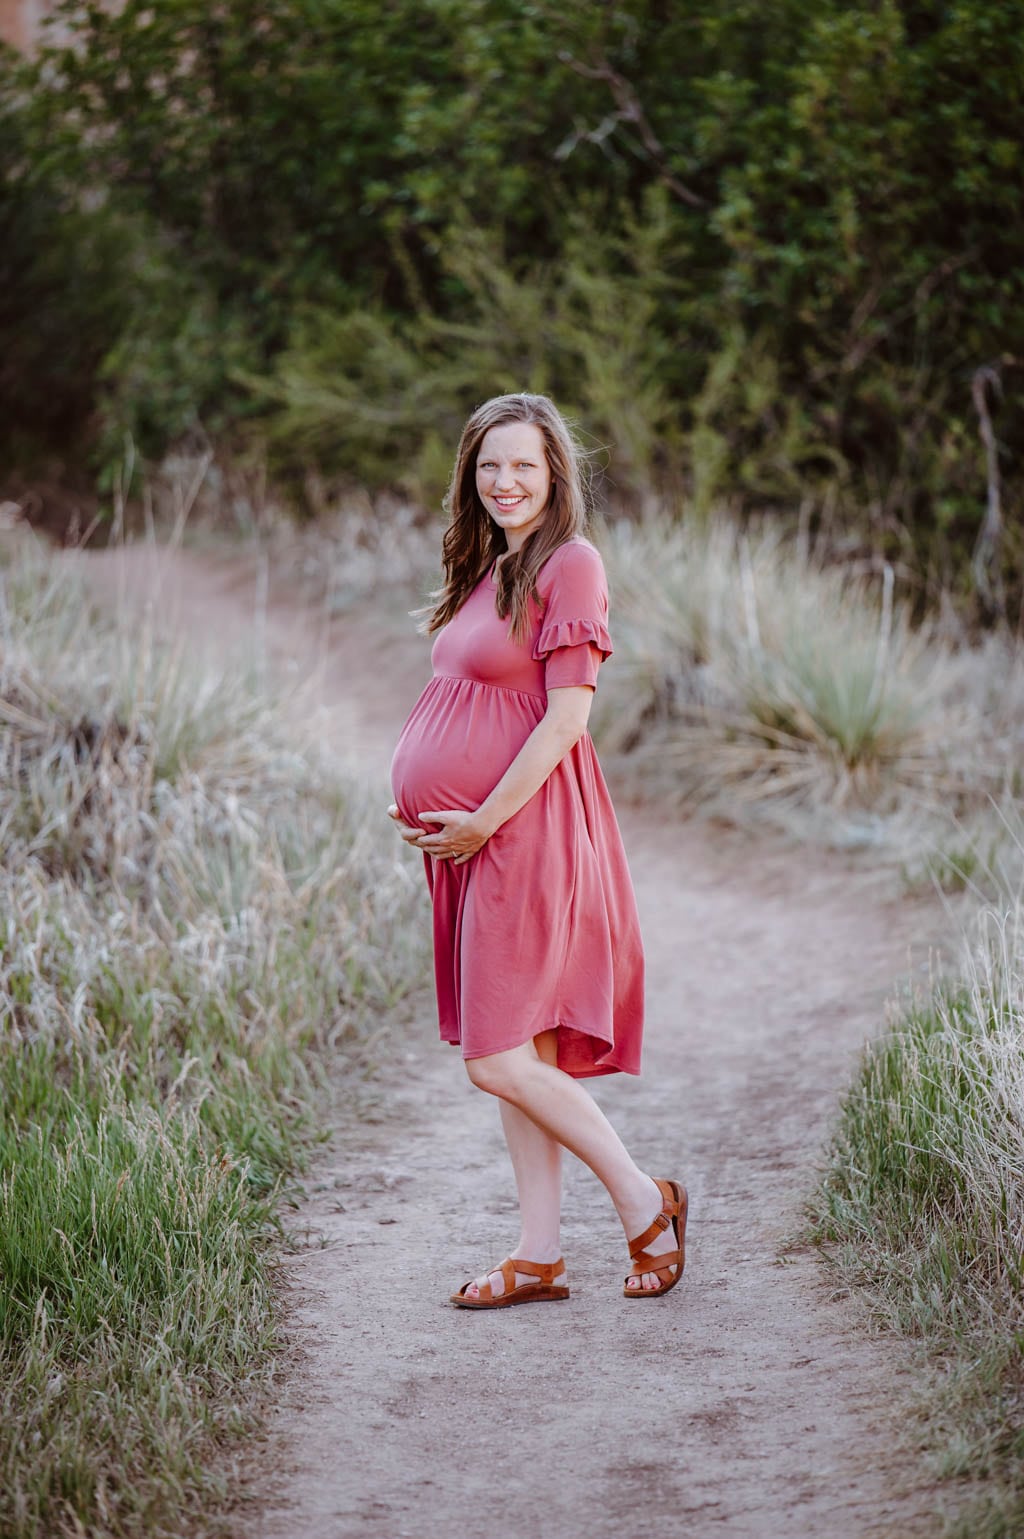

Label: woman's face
[475,422,552,552]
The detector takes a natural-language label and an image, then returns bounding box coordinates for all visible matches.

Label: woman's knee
[465,1048,529,1098]
[465,1054,505,1096]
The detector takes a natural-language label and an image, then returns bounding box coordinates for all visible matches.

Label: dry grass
[595,516,1024,854]
[132,448,443,616]
[0,535,427,1538]
[263,491,442,616]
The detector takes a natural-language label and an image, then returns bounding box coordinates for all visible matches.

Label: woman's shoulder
[536,536,605,588]
[535,537,608,616]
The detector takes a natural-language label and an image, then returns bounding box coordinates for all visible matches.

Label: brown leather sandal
[450,1256,570,1310]
[623,1178,687,1299]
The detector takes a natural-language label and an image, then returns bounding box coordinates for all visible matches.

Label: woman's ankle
[514,1236,563,1263]
[613,1170,662,1233]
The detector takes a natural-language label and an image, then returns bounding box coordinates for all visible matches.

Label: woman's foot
[459,1244,566,1302]
[621,1175,686,1293]
[451,1253,569,1309]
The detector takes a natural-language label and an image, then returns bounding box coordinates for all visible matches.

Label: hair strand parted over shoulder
[422,393,591,643]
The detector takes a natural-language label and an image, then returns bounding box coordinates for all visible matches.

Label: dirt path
[79,543,945,1538]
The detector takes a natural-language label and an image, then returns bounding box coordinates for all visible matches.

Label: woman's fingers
[417,812,465,852]
[388,806,462,853]
[418,811,493,863]
[388,811,428,845]
[388,805,467,853]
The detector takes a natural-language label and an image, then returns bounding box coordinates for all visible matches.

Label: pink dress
[390,537,644,1078]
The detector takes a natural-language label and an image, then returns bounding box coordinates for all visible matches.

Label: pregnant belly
[389,677,541,829]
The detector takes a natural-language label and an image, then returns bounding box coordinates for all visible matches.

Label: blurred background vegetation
[1,0,1022,612]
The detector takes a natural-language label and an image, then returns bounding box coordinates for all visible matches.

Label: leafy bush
[94,256,259,480]
[0,56,132,469]
[0,45,258,482]
[4,0,1024,593]
[247,202,684,504]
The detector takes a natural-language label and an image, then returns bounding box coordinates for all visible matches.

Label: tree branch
[559,51,707,209]
[971,363,1005,618]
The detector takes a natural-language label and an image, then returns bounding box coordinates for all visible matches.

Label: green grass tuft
[808,904,1024,1530]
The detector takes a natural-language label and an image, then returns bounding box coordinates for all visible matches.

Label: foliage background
[1,0,1022,600]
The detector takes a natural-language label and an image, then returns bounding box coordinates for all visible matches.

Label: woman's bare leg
[463,1032,566,1300]
[464,1034,679,1292]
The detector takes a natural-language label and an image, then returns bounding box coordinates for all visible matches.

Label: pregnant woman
[389,392,686,1308]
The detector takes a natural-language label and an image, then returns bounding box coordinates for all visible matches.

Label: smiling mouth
[493,496,526,509]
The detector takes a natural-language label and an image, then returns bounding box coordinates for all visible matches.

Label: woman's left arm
[410,685,594,866]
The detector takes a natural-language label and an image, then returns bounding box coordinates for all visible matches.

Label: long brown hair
[423,393,590,642]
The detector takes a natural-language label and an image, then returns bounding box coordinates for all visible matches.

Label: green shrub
[5,0,1024,593]
[0,54,132,469]
[247,201,685,505]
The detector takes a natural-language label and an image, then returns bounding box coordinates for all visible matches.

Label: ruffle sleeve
[533,541,613,690]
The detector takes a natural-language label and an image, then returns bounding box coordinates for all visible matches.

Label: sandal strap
[626,1259,680,1289]
[627,1180,684,1258]
[628,1246,681,1276]
[628,1210,671,1258]
[475,1258,514,1302]
[508,1256,566,1284]
[475,1256,566,1300]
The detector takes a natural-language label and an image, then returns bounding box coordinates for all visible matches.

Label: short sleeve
[533,541,613,690]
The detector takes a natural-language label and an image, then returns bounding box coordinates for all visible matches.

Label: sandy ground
[77,543,950,1538]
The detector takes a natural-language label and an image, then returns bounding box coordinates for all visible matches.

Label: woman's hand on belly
[415,807,496,866]
[386,802,493,867]
[387,803,432,852]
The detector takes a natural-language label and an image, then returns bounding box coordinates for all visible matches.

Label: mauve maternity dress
[390,538,644,1078]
